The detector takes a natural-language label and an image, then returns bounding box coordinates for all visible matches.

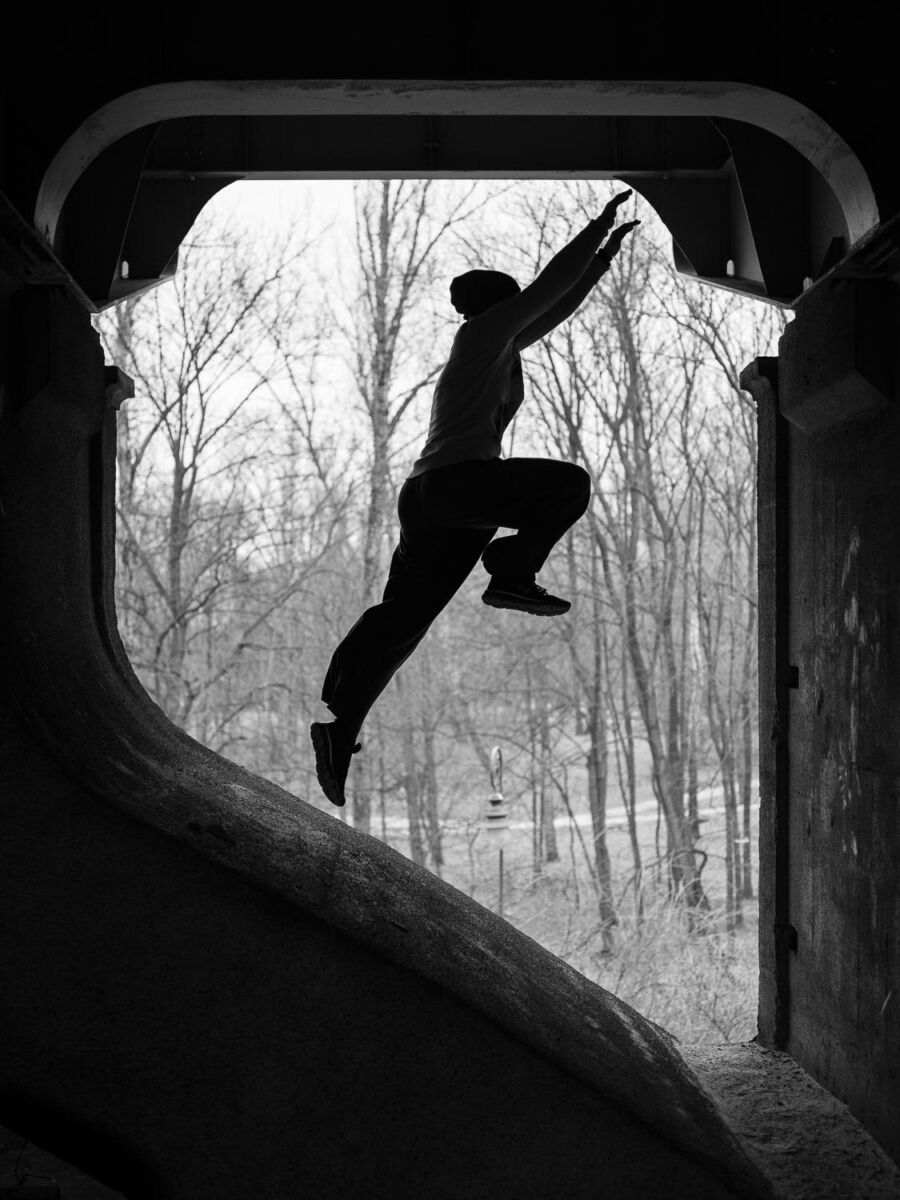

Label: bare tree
[520,193,708,917]
[100,206,344,781]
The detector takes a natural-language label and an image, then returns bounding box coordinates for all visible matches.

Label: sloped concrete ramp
[0,714,774,1200]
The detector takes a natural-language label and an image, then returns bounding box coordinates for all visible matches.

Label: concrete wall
[777,279,900,1160]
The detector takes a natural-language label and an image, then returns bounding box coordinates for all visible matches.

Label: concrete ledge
[684,1044,900,1198]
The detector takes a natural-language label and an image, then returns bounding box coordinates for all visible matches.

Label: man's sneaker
[482,579,571,616]
[310,721,361,807]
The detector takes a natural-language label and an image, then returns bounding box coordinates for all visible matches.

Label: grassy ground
[384,781,761,1046]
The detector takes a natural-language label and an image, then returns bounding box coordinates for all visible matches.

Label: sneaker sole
[482,593,570,617]
[310,722,347,807]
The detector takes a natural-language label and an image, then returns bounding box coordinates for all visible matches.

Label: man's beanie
[450,269,520,317]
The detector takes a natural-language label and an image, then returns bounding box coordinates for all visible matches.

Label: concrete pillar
[777,277,900,1161]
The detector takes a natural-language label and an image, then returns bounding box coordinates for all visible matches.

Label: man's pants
[321,457,591,736]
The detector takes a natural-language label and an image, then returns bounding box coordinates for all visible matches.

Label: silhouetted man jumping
[311,191,639,806]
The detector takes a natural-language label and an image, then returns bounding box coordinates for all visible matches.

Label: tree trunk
[687,732,700,839]
[739,686,755,899]
[587,728,617,950]
[722,759,744,932]
[621,564,708,912]
[525,662,545,881]
[348,756,372,834]
[584,539,616,942]
[422,720,443,875]
[539,690,559,864]
[401,728,427,868]
[610,644,643,921]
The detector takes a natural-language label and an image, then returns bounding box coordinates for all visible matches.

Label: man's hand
[602,219,641,261]
[596,190,633,237]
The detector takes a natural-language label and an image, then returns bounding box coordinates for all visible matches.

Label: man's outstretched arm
[515,217,640,350]
[477,190,637,341]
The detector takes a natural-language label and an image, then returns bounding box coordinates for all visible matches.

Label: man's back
[410,320,523,478]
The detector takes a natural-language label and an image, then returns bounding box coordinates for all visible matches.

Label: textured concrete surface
[780,288,900,1160]
[1,1123,124,1198]
[684,1044,900,1199]
[7,1047,900,1200]
[779,278,896,433]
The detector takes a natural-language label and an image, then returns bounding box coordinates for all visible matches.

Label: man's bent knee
[567,463,592,512]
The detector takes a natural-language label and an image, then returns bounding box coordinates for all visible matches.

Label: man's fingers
[597,189,633,230]
[597,191,636,235]
[604,189,632,212]
[603,219,641,258]
[607,226,636,248]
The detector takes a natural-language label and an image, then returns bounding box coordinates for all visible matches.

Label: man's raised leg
[478,458,591,589]
[417,458,591,616]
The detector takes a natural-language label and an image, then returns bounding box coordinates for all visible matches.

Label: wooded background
[98,180,784,1041]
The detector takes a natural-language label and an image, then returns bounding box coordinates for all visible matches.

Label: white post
[484,746,509,917]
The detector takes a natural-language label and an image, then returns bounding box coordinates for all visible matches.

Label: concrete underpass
[2,6,900,1197]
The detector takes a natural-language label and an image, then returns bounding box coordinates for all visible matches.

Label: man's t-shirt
[408,321,524,478]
